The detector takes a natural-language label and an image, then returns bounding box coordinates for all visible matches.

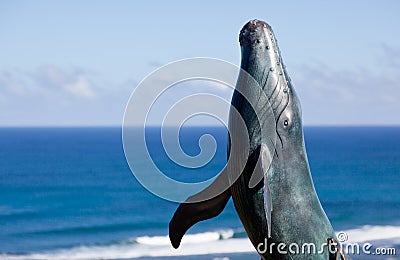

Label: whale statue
[169,20,347,259]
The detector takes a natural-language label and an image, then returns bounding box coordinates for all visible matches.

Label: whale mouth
[239,19,283,90]
[239,19,273,48]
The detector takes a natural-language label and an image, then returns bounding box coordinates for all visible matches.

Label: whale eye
[283,120,289,127]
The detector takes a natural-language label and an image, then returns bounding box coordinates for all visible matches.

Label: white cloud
[0,65,134,126]
[37,65,67,86]
[141,78,233,126]
[292,45,400,125]
[0,65,98,99]
[64,75,95,99]
[34,65,96,99]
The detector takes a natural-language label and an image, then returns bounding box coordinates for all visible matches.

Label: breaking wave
[1,226,399,260]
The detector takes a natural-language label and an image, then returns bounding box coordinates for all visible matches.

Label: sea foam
[2,226,399,260]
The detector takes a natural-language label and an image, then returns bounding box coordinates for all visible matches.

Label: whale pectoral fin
[169,169,232,249]
[248,144,273,238]
[248,140,274,189]
[260,144,273,238]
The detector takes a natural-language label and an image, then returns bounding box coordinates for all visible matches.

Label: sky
[0,0,399,126]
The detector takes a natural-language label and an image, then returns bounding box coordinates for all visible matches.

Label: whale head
[237,19,303,152]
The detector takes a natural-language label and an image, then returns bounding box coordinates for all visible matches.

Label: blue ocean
[0,127,399,259]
